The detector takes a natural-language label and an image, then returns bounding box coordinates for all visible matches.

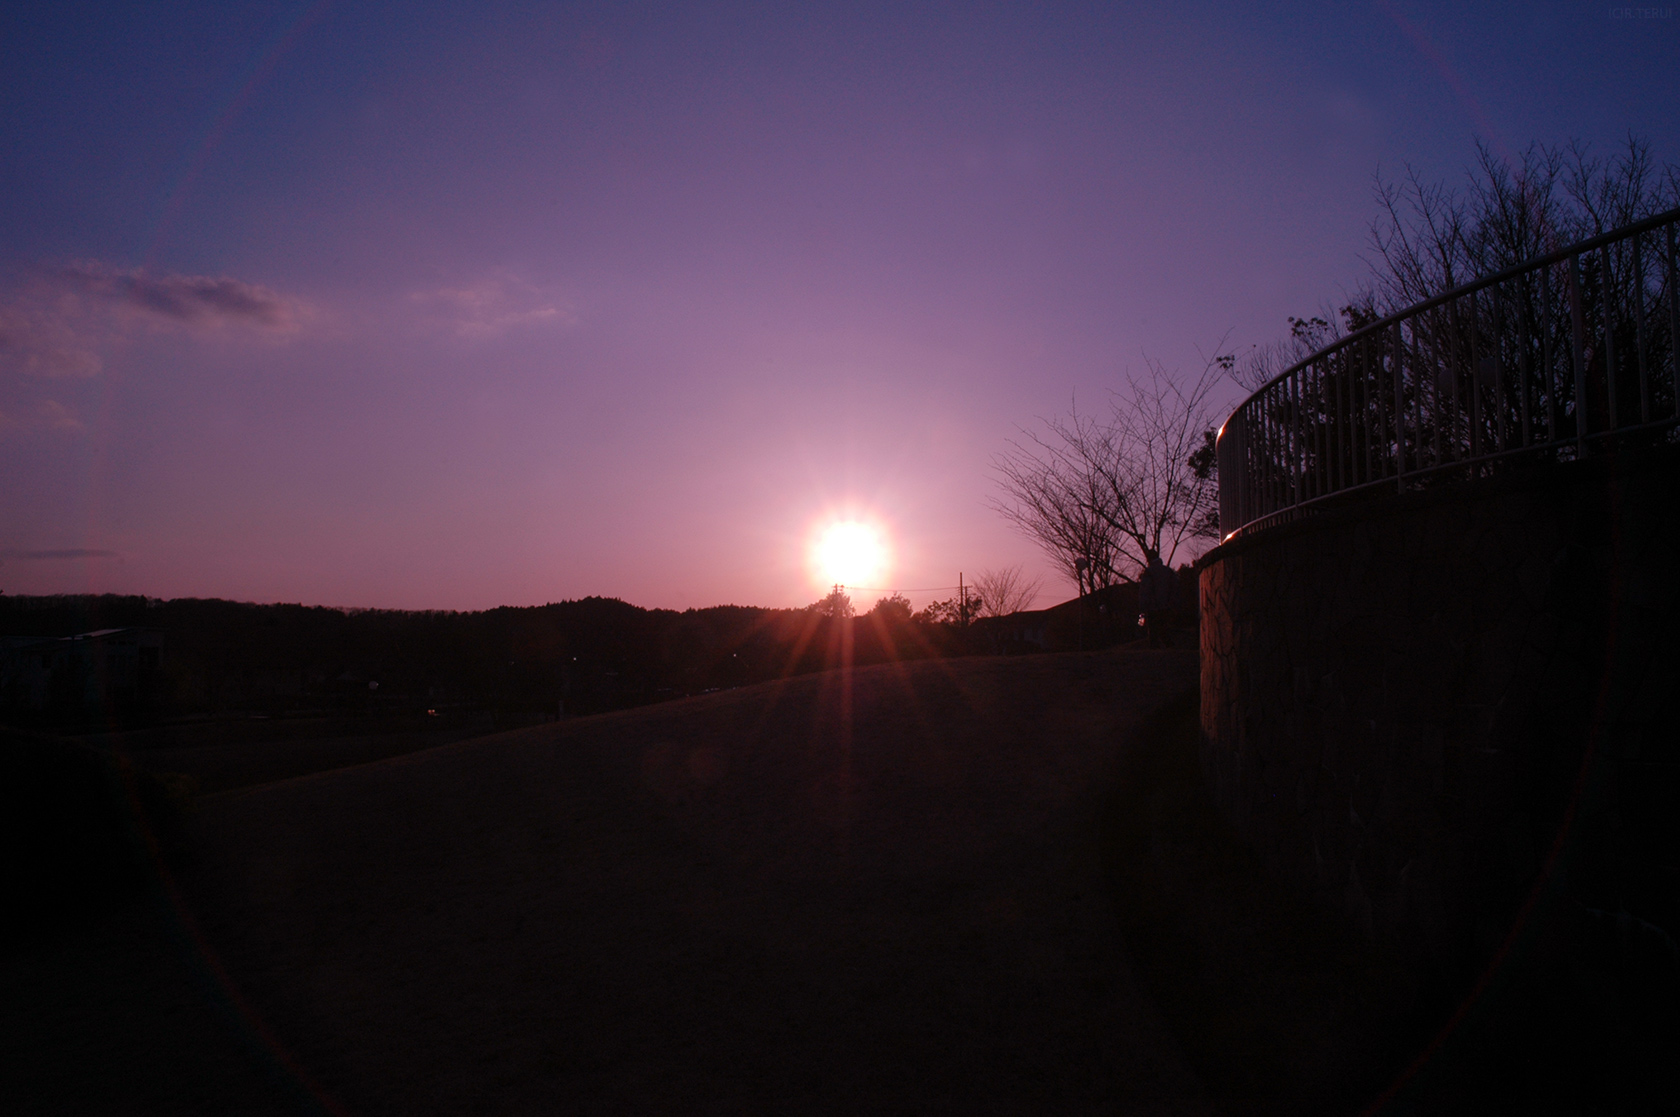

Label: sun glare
[810,519,889,591]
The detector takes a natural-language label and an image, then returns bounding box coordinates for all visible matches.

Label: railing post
[1602,246,1618,430]
[1518,277,1533,449]
[1570,254,1589,449]
[1669,224,1679,420]
[1393,321,1406,489]
[1217,409,1246,540]
[1542,264,1555,443]
[1457,296,1472,462]
[1290,376,1301,508]
[1632,233,1649,424]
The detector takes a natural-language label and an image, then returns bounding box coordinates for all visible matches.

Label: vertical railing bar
[1282,381,1290,513]
[1386,330,1395,477]
[1518,276,1533,449]
[1458,295,1472,464]
[1633,232,1649,424]
[1542,264,1555,444]
[1346,344,1357,487]
[1570,253,1589,449]
[1329,358,1338,492]
[1602,245,1618,431]
[1315,362,1326,498]
[1290,372,1303,507]
[1236,404,1245,530]
[1337,346,1350,490]
[1263,382,1276,513]
[1352,339,1363,485]
[1253,391,1263,520]
[1492,287,1507,458]
[1313,362,1322,499]
[1669,222,1680,420]
[1296,364,1310,497]
[1431,308,1444,468]
[1359,337,1372,484]
[1246,402,1255,528]
[1276,381,1290,510]
[1347,344,1358,487]
[1461,293,1476,463]
[1251,395,1261,521]
[1412,319,1425,471]
[1393,321,1407,487]
[1318,361,1328,496]
[1252,396,1262,521]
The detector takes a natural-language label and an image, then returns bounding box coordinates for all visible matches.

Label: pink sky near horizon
[2,2,1675,612]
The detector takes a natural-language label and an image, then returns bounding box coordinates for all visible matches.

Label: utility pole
[959,572,966,627]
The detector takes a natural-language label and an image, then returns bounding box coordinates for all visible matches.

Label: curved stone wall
[1198,441,1680,1024]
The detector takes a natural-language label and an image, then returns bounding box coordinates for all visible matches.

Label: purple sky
[2,2,1675,611]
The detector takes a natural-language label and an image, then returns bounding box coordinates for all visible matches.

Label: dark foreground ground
[6,648,1630,1114]
[6,650,1213,1115]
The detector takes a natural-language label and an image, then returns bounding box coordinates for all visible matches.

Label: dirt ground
[118,648,1206,1115]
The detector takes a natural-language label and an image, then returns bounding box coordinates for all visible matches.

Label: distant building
[0,627,163,715]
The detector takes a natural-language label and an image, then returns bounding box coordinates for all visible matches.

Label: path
[176,649,1206,1114]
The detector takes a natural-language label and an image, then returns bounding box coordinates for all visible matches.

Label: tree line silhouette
[0,589,1132,729]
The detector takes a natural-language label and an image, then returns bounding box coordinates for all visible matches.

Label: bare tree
[991,349,1230,589]
[1367,137,1677,311]
[970,564,1043,618]
[989,400,1127,596]
[1231,305,1380,392]
[1234,138,1678,397]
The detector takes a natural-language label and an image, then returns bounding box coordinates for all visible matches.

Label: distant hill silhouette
[0,585,1190,730]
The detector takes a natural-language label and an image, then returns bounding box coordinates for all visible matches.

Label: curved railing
[1216,208,1680,541]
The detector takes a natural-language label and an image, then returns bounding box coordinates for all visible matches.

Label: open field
[8,647,1219,1114]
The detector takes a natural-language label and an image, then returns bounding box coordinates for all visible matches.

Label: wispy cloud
[0,398,85,435]
[0,302,103,379]
[32,399,83,432]
[409,273,574,338]
[0,261,311,380]
[0,547,118,561]
[59,261,308,332]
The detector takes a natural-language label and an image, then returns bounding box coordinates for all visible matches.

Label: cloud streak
[0,398,85,434]
[0,547,118,561]
[60,262,307,331]
[0,262,311,381]
[409,274,574,338]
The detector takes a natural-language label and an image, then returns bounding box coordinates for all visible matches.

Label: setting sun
[810,520,889,590]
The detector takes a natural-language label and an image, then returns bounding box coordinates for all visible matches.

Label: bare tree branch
[970,564,1043,618]
[990,348,1229,592]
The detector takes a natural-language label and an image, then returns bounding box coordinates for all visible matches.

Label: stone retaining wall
[1198,440,1680,1026]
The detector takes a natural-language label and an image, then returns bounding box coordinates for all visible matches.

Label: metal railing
[1217,208,1680,541]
